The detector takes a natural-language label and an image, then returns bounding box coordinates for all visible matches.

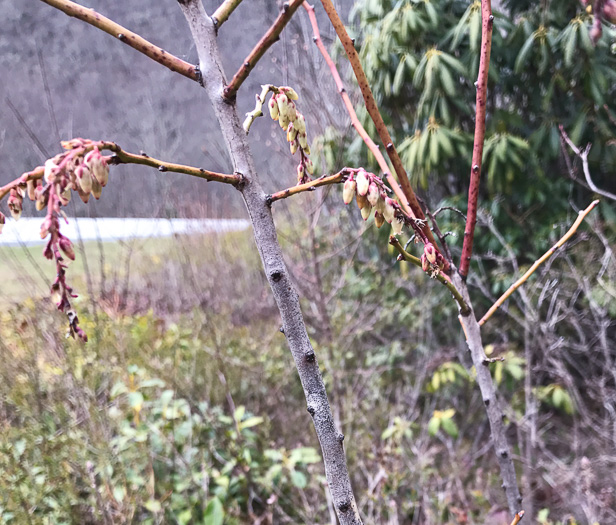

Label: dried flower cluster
[342,168,407,234]
[1,139,111,340]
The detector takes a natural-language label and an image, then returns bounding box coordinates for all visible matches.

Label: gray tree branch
[176,1,362,523]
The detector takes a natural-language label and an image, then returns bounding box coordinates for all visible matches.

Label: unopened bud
[76,165,92,194]
[392,215,404,235]
[8,190,23,221]
[0,212,5,234]
[282,86,299,100]
[287,122,298,143]
[44,159,59,184]
[294,113,306,134]
[26,180,36,201]
[286,102,297,123]
[421,253,429,273]
[276,93,289,119]
[356,193,368,210]
[268,97,279,120]
[342,178,356,205]
[356,170,369,196]
[76,185,90,204]
[40,217,52,239]
[58,184,71,206]
[302,145,311,156]
[424,243,437,264]
[361,203,372,221]
[367,182,379,207]
[279,113,290,131]
[383,197,396,223]
[59,236,75,260]
[297,164,305,183]
[35,187,48,211]
[91,175,102,200]
[374,210,385,228]
[85,148,109,187]
[289,139,298,155]
[298,132,308,150]
[305,158,314,175]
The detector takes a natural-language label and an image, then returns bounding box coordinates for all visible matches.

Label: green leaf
[144,499,161,513]
[563,24,578,67]
[239,416,264,430]
[290,470,308,489]
[428,416,440,436]
[204,498,224,525]
[515,33,536,73]
[128,391,144,411]
[441,417,458,438]
[393,55,408,95]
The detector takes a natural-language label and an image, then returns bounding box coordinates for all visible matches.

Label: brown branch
[317,0,437,249]
[559,126,616,202]
[389,237,470,315]
[479,200,599,326]
[459,0,494,278]
[39,0,199,82]
[269,169,347,202]
[177,2,362,523]
[0,142,238,203]
[510,510,525,525]
[211,0,244,28]
[223,0,304,100]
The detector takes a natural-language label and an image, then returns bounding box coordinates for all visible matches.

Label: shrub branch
[459,0,494,279]
[39,0,199,82]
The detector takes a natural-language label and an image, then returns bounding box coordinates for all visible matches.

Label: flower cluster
[421,243,445,279]
[1,139,111,341]
[342,168,406,234]
[267,86,314,184]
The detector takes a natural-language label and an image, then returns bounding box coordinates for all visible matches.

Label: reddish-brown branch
[39,0,199,82]
[223,0,304,100]
[459,0,494,279]
[317,0,436,249]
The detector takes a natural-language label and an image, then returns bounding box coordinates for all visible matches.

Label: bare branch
[176,1,362,522]
[269,169,347,203]
[211,0,244,29]
[223,0,304,100]
[560,125,616,202]
[316,0,439,250]
[459,0,494,279]
[39,0,199,82]
[479,200,600,326]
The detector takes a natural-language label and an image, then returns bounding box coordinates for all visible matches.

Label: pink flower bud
[0,212,5,234]
[424,243,437,265]
[59,236,75,260]
[85,148,109,187]
[40,217,52,239]
[76,165,92,194]
[91,175,102,200]
[421,253,429,273]
[8,190,23,221]
[361,203,372,221]
[392,215,403,235]
[374,210,385,228]
[356,193,368,210]
[383,197,396,223]
[27,180,36,201]
[44,159,59,184]
[268,98,279,120]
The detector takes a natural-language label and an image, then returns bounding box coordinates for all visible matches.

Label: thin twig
[459,0,494,279]
[316,0,438,249]
[510,510,525,525]
[559,125,616,202]
[479,200,600,326]
[38,0,199,82]
[389,236,470,315]
[223,0,304,100]
[212,0,244,28]
[269,169,347,202]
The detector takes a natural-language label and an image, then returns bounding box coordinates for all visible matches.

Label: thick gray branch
[176,1,362,523]
[452,272,522,515]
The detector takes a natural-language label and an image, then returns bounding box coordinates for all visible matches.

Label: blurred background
[0,0,615,523]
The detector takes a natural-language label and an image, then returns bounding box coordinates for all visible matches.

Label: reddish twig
[223,0,304,100]
[479,200,599,326]
[459,0,494,279]
[317,0,437,249]
[510,510,525,525]
[39,0,199,82]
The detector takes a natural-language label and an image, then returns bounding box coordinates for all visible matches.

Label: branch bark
[459,0,494,278]
[39,0,199,82]
[177,1,362,523]
[211,0,244,28]
[453,273,521,515]
[223,0,304,100]
[317,0,437,249]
